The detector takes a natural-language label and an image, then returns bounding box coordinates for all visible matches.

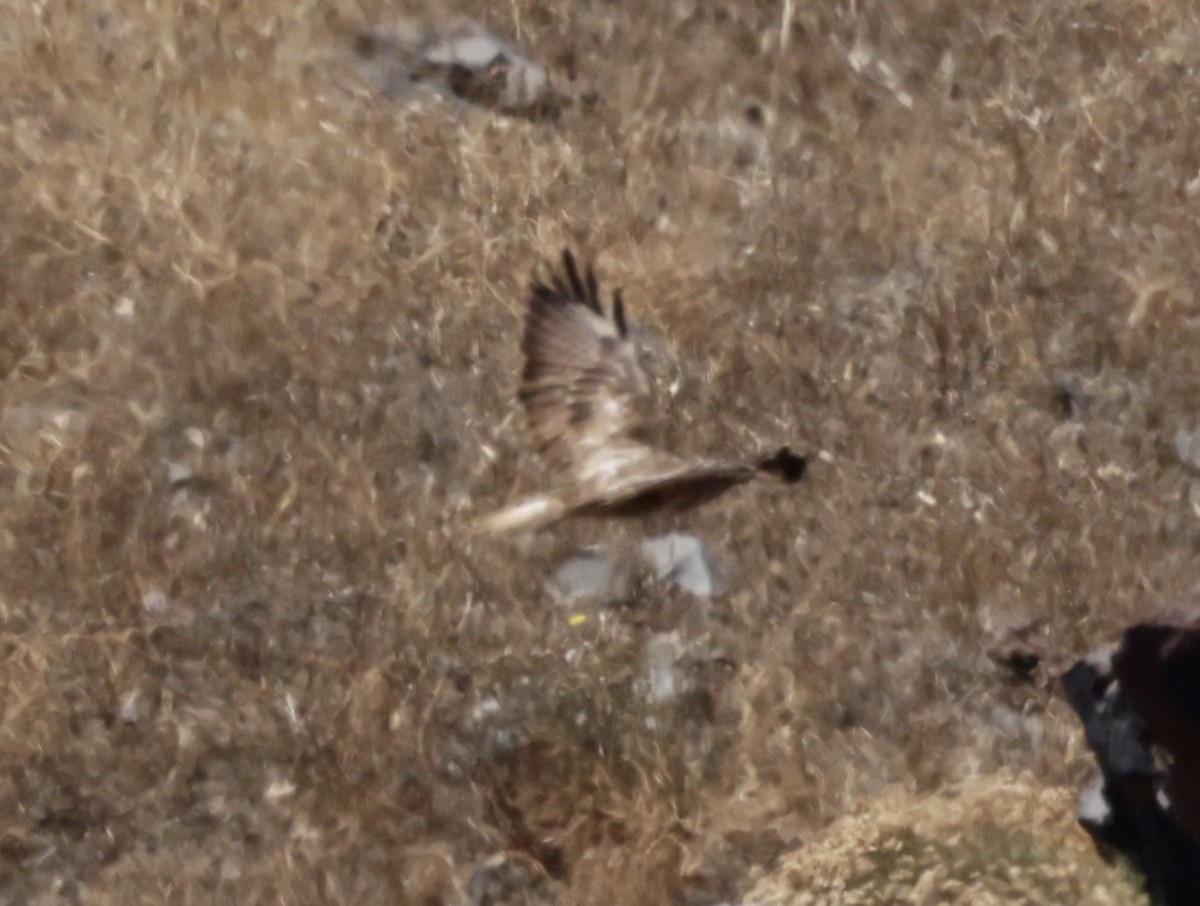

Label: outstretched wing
[518,250,652,476]
[479,251,807,532]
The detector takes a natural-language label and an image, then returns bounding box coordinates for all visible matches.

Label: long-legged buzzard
[478,250,805,534]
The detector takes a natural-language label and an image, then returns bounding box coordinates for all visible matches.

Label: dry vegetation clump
[2,0,1199,902]
[744,773,1144,905]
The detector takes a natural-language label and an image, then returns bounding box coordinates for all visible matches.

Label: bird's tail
[756,446,807,484]
[473,494,569,535]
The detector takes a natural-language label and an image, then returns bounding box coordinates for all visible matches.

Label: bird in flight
[477,250,806,534]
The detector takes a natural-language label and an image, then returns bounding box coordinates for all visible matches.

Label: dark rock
[1062,588,1200,905]
[986,617,1046,682]
[1052,375,1092,420]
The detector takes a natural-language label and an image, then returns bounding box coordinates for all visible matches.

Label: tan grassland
[1,0,1195,902]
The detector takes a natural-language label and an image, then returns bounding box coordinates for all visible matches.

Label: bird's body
[478,250,805,534]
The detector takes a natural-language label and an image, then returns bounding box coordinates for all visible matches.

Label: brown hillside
[2,1,1194,902]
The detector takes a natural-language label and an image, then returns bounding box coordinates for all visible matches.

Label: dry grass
[2,0,1198,902]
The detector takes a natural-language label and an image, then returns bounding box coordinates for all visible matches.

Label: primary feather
[518,250,649,475]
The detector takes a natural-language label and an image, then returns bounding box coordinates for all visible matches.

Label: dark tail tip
[758,446,807,483]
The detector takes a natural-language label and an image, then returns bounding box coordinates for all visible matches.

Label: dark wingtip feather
[585,263,600,310]
[613,288,628,338]
[560,248,600,313]
[527,249,608,316]
[758,447,807,483]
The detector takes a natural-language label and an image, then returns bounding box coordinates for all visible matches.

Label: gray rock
[638,533,730,599]
[549,547,624,603]
[646,631,685,703]
[140,588,169,614]
[1172,429,1200,471]
[163,459,194,486]
[1062,587,1200,905]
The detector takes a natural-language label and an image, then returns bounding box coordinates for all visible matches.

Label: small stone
[1173,429,1200,471]
[117,690,142,724]
[164,460,194,486]
[356,19,560,117]
[646,632,685,703]
[141,588,169,613]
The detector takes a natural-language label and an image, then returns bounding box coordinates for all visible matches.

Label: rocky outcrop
[1062,588,1200,905]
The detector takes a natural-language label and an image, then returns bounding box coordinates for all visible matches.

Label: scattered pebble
[1173,428,1200,472]
[1052,375,1091,419]
[646,631,685,703]
[549,547,624,603]
[164,459,194,486]
[141,588,169,614]
[117,689,143,724]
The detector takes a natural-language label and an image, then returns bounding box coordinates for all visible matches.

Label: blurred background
[3,1,1198,902]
